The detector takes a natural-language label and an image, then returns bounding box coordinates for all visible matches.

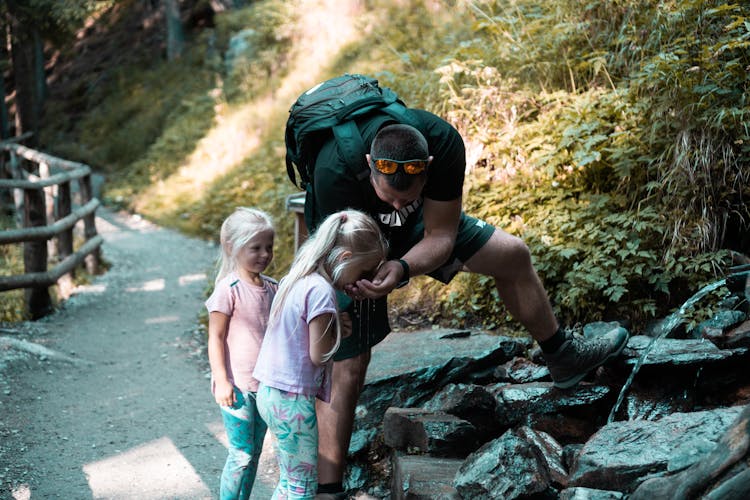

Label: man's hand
[344,260,404,300]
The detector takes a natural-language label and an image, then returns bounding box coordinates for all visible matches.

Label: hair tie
[340,213,348,223]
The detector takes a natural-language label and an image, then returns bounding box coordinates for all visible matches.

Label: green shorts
[333,213,495,360]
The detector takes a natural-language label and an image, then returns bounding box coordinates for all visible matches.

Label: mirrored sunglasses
[371,158,429,175]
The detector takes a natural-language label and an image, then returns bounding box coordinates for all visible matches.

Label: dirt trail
[0,208,276,499]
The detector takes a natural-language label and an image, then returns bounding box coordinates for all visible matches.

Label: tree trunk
[33,29,47,105]
[6,0,41,146]
[165,0,185,61]
[0,27,11,140]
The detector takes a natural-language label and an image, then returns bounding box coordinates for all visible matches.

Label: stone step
[391,453,463,500]
[383,407,478,456]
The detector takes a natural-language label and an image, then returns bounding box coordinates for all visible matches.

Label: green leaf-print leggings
[219,388,267,500]
[257,383,319,499]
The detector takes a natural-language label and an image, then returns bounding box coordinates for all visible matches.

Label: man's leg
[463,228,628,388]
[316,350,372,489]
[463,229,558,341]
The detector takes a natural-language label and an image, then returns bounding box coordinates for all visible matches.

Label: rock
[559,487,625,499]
[366,329,526,384]
[569,406,744,492]
[488,381,611,427]
[422,383,500,436]
[689,310,747,340]
[629,403,750,499]
[358,330,524,431]
[528,413,600,445]
[382,407,479,457]
[453,426,563,499]
[724,319,750,348]
[391,453,462,500]
[623,335,747,367]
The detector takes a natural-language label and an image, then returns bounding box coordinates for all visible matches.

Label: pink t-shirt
[253,273,338,402]
[205,272,277,392]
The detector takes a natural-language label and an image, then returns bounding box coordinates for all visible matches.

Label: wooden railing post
[0,150,11,211]
[0,139,103,318]
[79,173,100,274]
[23,186,52,318]
[56,180,74,298]
[9,151,24,229]
[38,161,58,262]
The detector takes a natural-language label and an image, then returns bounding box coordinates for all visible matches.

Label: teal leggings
[256,384,318,499]
[219,388,267,500]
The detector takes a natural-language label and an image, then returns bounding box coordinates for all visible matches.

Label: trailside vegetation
[6,0,746,331]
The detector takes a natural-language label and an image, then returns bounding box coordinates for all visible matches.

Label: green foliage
[2,0,113,45]
[414,0,747,330]
[213,0,298,102]
[31,0,748,332]
[0,240,29,322]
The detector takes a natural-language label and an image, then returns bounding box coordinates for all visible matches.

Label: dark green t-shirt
[304,109,466,358]
[308,108,465,231]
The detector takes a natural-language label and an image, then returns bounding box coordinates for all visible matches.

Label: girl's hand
[213,378,236,408]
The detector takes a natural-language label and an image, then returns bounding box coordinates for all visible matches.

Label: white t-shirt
[253,273,338,402]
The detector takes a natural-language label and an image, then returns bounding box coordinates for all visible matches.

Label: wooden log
[78,174,99,274]
[8,151,24,229]
[23,186,52,318]
[0,198,99,244]
[39,161,58,261]
[0,165,91,189]
[55,181,74,298]
[56,181,73,258]
[0,142,87,171]
[0,234,103,291]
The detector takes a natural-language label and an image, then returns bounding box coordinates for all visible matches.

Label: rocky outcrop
[345,269,750,499]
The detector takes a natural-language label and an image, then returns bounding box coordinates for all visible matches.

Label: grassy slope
[20,0,748,329]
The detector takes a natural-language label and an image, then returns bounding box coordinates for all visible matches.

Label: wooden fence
[0,139,102,319]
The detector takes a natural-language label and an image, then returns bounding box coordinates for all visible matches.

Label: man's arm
[356,197,461,297]
[401,196,461,277]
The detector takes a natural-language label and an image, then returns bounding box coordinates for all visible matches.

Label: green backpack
[284,73,421,190]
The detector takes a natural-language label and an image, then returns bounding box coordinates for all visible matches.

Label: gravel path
[0,208,276,499]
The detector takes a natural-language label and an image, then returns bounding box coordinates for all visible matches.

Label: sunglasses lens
[372,158,427,175]
[374,159,398,174]
[403,161,427,174]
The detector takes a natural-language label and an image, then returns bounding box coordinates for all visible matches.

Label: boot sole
[552,330,630,389]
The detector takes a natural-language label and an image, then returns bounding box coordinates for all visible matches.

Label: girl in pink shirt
[206,207,277,500]
[254,210,388,499]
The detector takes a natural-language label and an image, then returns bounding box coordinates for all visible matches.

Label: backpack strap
[380,101,422,130]
[332,120,370,181]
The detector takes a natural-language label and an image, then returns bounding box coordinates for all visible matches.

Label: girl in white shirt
[254,209,387,499]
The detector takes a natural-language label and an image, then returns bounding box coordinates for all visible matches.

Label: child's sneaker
[542,326,629,389]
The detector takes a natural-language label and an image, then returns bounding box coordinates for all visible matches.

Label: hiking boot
[543,326,629,389]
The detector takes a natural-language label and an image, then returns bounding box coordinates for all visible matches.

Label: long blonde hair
[270,209,388,361]
[215,207,275,284]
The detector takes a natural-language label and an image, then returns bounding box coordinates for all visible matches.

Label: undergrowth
[19,0,747,332]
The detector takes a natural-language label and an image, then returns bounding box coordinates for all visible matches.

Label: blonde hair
[270,209,388,361]
[215,207,275,284]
